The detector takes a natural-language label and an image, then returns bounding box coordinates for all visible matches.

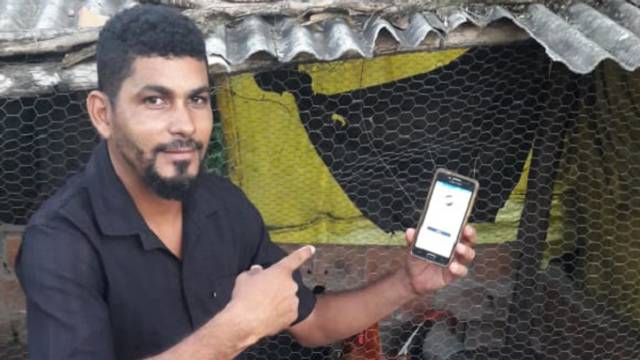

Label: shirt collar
[182,166,223,233]
[85,141,221,250]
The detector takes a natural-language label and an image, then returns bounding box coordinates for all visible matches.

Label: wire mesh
[2,40,640,359]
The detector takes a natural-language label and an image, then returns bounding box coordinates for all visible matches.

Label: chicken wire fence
[2,40,640,359]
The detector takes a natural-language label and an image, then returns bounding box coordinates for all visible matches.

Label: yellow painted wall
[215,49,552,246]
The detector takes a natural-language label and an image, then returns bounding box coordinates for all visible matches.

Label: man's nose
[169,104,196,136]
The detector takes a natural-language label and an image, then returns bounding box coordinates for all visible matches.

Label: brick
[0,317,27,358]
[3,232,23,276]
[0,319,15,350]
[312,244,367,292]
[366,245,434,322]
[283,244,443,320]
[0,316,27,348]
[0,230,27,358]
[472,243,512,283]
[0,278,25,312]
[365,245,405,282]
[281,244,367,293]
[0,276,27,352]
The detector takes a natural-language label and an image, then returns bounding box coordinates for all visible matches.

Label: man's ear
[87,90,114,139]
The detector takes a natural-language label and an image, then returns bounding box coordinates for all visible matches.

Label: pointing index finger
[275,245,315,272]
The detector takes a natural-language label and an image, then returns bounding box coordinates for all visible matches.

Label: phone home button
[426,253,436,260]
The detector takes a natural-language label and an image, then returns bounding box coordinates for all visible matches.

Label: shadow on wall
[254,43,554,233]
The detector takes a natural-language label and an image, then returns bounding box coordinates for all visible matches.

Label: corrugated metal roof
[0,0,134,31]
[0,0,639,75]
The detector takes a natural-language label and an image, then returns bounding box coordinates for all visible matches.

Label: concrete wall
[0,226,27,358]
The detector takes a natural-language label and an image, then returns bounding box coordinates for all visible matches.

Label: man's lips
[160,148,197,161]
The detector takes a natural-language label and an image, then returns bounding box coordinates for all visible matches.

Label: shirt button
[210,291,217,298]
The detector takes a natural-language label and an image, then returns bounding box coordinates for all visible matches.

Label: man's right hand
[227,245,315,340]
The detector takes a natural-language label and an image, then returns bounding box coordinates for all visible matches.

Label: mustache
[154,139,204,154]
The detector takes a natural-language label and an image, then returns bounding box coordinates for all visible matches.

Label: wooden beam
[0,62,97,98]
[0,28,99,58]
[185,0,536,16]
[0,21,527,97]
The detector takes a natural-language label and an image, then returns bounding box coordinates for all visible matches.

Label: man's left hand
[401,225,477,295]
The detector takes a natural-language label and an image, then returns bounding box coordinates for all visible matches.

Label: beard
[142,159,194,201]
[118,136,205,201]
[145,138,204,200]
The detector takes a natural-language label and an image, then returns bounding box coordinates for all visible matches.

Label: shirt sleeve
[15,223,116,360]
[249,212,317,325]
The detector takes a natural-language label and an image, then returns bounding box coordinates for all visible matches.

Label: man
[16,5,477,360]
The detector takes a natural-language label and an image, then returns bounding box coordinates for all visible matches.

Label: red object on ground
[342,323,384,360]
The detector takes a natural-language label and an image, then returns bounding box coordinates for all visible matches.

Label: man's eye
[144,96,165,106]
[190,96,209,106]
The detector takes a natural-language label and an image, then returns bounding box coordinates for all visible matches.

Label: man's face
[108,56,213,200]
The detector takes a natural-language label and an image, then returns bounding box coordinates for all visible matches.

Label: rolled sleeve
[16,223,115,360]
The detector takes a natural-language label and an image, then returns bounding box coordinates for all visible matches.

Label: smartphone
[411,169,479,266]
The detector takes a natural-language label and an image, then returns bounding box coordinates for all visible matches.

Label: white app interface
[416,180,472,257]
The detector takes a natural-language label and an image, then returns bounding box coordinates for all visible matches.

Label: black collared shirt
[16,141,316,360]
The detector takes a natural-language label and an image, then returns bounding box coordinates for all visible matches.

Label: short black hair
[96,5,207,102]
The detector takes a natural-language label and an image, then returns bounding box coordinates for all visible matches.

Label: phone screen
[415,179,474,259]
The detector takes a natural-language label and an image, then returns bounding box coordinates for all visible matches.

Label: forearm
[147,304,257,360]
[293,269,420,346]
